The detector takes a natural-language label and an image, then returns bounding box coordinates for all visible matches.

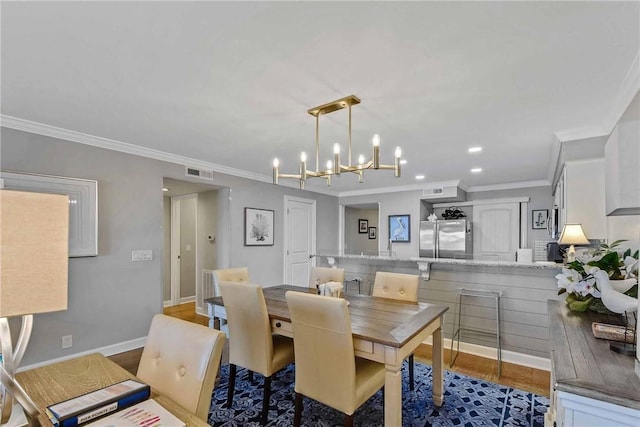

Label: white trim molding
[17,336,147,372]
[423,335,551,372]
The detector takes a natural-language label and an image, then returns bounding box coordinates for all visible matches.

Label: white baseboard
[163,296,195,307]
[423,336,551,371]
[17,336,148,373]
[18,332,550,374]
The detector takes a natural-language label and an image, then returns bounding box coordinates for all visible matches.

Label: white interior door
[284,196,316,286]
[473,202,520,261]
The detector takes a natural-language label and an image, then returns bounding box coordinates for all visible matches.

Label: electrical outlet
[62,335,72,349]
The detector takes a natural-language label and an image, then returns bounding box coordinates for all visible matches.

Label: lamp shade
[558,224,590,246]
[0,190,69,317]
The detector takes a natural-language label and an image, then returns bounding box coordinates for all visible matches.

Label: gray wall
[340,185,554,258]
[198,190,220,271]
[344,207,378,254]
[179,196,196,299]
[1,127,339,365]
[162,198,171,301]
[340,190,423,258]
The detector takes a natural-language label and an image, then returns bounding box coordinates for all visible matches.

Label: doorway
[163,178,228,315]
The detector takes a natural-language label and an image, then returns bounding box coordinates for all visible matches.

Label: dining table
[205,284,449,427]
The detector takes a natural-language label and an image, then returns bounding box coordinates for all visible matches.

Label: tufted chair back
[213,267,250,296]
[308,267,345,288]
[137,314,226,420]
[286,291,385,425]
[372,272,419,302]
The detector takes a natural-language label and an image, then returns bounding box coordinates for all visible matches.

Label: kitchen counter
[315,253,562,280]
[314,252,564,363]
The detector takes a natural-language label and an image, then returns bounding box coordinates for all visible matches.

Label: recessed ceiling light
[468,146,482,153]
[162,187,170,192]
[415,174,425,180]
[470,168,483,173]
[400,159,407,165]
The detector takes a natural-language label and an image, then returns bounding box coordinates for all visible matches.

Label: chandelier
[272,95,402,189]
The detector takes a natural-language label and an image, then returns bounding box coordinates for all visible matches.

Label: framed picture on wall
[532,209,548,230]
[244,207,274,246]
[0,171,98,257]
[389,214,410,242]
[368,227,377,239]
[359,219,368,233]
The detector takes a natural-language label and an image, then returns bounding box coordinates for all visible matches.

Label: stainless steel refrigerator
[419,219,472,259]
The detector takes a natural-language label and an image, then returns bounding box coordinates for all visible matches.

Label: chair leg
[248,370,254,384]
[409,353,415,391]
[344,413,354,427]
[293,392,303,427]
[226,364,236,408]
[261,375,272,425]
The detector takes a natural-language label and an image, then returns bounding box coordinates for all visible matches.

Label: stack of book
[46,379,151,427]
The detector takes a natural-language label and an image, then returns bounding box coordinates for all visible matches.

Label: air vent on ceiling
[422,185,466,202]
[185,166,214,181]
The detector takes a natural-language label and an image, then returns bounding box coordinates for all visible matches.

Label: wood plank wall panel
[320,257,562,359]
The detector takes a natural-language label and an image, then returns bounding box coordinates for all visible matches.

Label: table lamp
[0,190,69,426]
[558,223,590,263]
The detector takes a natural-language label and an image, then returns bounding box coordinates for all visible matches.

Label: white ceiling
[2,1,638,195]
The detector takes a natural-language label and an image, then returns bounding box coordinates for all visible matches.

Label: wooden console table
[546,300,640,427]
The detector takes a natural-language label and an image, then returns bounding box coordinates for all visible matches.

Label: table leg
[384,364,402,427]
[432,326,444,406]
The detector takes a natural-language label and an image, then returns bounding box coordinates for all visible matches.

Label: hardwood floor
[108,302,550,397]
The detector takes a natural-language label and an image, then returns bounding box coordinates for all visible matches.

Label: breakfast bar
[315,253,563,362]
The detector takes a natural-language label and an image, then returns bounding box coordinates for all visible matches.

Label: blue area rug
[208,362,549,426]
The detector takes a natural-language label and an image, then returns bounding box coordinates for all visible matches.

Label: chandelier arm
[348,103,352,166]
[271,95,401,187]
[315,114,320,173]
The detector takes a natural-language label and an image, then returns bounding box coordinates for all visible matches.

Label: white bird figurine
[594,269,638,314]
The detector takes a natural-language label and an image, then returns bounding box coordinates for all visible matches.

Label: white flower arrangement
[556,240,638,312]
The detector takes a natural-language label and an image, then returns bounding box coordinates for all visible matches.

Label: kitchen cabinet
[604,119,640,216]
[555,159,606,240]
[472,202,520,261]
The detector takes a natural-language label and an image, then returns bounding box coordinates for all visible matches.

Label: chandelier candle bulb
[358,154,365,165]
[272,158,280,184]
[373,134,380,169]
[333,144,341,174]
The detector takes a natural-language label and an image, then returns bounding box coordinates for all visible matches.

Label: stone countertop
[315,253,563,270]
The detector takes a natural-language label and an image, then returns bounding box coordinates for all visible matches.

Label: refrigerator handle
[434,223,439,259]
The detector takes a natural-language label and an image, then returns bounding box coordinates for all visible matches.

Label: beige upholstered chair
[285,291,385,427]
[212,267,250,327]
[309,267,345,288]
[219,282,295,425]
[137,314,226,421]
[372,271,420,390]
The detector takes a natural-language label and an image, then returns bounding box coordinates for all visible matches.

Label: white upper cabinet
[561,159,607,239]
[604,120,640,216]
[472,202,520,261]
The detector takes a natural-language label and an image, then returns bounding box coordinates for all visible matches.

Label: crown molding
[553,126,607,143]
[604,49,640,135]
[0,114,283,184]
[0,115,336,197]
[467,180,551,193]
[553,50,639,143]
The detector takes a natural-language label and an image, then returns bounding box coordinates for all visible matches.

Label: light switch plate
[132,249,153,262]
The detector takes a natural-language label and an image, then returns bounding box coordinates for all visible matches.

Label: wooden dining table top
[206,284,448,348]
